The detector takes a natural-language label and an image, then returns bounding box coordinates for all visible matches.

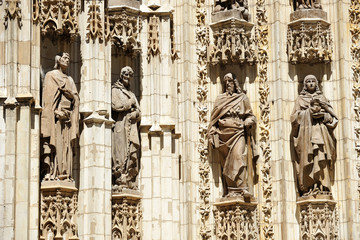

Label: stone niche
[209,9,257,66]
[297,195,339,240]
[287,9,332,64]
[213,196,259,240]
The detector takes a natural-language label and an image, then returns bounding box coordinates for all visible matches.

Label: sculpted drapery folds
[214,0,249,19]
[208,73,258,196]
[291,75,337,196]
[112,66,141,191]
[294,0,322,10]
[41,53,80,181]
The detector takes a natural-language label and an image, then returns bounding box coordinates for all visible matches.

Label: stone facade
[0,1,359,240]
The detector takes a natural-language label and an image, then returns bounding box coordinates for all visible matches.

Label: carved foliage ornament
[33,0,80,39]
[210,21,256,65]
[196,0,211,239]
[40,190,78,240]
[86,0,103,42]
[105,9,141,55]
[349,0,360,217]
[112,199,142,240]
[256,0,274,239]
[214,205,259,240]
[4,0,22,28]
[287,21,332,64]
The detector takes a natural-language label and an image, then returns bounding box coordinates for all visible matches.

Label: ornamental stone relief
[40,184,78,240]
[298,199,339,240]
[210,1,256,66]
[213,198,258,240]
[112,193,142,240]
[147,15,160,61]
[86,0,104,42]
[287,1,332,64]
[33,0,80,39]
[4,0,22,28]
[105,8,142,55]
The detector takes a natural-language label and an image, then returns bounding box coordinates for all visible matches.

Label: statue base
[290,9,327,21]
[213,196,259,239]
[40,181,78,240]
[112,188,142,240]
[297,195,339,240]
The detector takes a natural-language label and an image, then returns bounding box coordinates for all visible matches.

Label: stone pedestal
[297,195,339,240]
[287,9,332,64]
[213,196,259,240]
[40,181,78,240]
[112,189,142,240]
[210,12,256,65]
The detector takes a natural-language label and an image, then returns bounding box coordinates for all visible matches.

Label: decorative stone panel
[105,8,142,55]
[210,10,256,65]
[297,196,339,240]
[40,181,78,240]
[112,190,142,240]
[287,9,332,64]
[33,0,80,39]
[213,197,259,240]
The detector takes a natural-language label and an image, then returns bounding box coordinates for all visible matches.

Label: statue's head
[54,52,70,70]
[223,73,242,95]
[120,66,134,88]
[303,74,320,94]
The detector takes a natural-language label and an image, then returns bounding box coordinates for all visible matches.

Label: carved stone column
[139,4,181,240]
[0,0,40,238]
[213,197,259,240]
[77,0,113,238]
[297,195,339,240]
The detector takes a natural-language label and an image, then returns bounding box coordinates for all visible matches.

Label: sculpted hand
[323,113,333,124]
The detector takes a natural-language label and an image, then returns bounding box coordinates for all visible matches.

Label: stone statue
[294,0,321,10]
[290,75,337,196]
[112,66,141,191]
[41,52,80,181]
[214,0,249,20]
[208,73,258,196]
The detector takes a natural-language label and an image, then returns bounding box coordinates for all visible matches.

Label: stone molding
[196,0,210,239]
[40,181,79,240]
[349,0,360,218]
[33,0,80,40]
[112,190,142,240]
[213,197,259,240]
[297,196,339,240]
[256,0,274,239]
[4,0,22,28]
